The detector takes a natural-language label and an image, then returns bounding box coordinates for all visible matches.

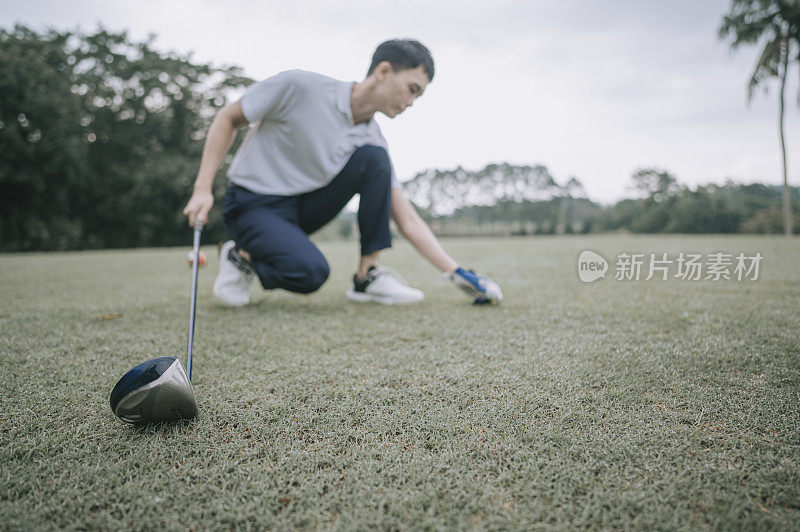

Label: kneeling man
[183,39,501,306]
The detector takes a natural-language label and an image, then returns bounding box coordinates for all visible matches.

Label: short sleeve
[240,70,300,123]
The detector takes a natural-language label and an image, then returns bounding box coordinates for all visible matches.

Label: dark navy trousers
[221,145,393,294]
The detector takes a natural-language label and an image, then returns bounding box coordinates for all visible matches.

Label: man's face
[376,63,429,118]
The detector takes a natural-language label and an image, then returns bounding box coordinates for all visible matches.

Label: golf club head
[110,356,198,424]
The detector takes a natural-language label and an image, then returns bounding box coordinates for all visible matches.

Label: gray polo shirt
[227,69,399,196]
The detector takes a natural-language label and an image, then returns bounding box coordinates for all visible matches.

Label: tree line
[413,167,799,236]
[592,168,799,234]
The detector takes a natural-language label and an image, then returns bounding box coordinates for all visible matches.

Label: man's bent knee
[283,259,330,294]
[298,261,330,294]
[357,145,392,181]
[252,255,330,294]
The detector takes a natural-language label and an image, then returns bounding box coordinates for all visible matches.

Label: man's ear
[375,61,393,80]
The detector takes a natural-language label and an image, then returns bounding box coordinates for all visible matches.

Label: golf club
[109,220,203,424]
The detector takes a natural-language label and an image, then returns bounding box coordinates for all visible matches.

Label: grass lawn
[1,235,799,530]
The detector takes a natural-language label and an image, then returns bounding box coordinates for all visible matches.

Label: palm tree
[719,0,800,235]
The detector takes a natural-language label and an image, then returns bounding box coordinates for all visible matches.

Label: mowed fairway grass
[1,235,799,530]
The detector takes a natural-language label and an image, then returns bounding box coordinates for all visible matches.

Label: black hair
[367,39,435,82]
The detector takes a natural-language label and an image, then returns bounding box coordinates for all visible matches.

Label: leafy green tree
[592,176,797,234]
[740,204,800,231]
[719,0,800,235]
[663,187,742,233]
[66,28,251,248]
[0,25,251,251]
[592,199,641,232]
[0,26,87,250]
[630,168,680,203]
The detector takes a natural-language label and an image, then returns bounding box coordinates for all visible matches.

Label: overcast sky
[3,0,799,203]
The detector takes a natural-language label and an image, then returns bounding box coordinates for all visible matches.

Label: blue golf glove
[447,267,503,305]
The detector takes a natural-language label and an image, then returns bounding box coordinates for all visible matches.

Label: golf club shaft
[187,221,203,380]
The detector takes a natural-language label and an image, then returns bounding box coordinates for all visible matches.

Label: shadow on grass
[119,418,198,437]
[205,296,344,317]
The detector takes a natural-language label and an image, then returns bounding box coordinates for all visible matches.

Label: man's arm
[183,100,249,226]
[391,188,504,304]
[391,188,458,273]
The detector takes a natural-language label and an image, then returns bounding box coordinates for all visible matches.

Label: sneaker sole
[346,289,424,305]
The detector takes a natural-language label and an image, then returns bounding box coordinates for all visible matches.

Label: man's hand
[183,189,214,227]
[447,267,503,305]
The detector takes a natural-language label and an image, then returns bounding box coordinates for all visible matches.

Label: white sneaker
[346,266,425,305]
[213,241,255,307]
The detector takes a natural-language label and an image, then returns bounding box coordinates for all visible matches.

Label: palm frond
[718,3,781,47]
[747,32,785,100]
